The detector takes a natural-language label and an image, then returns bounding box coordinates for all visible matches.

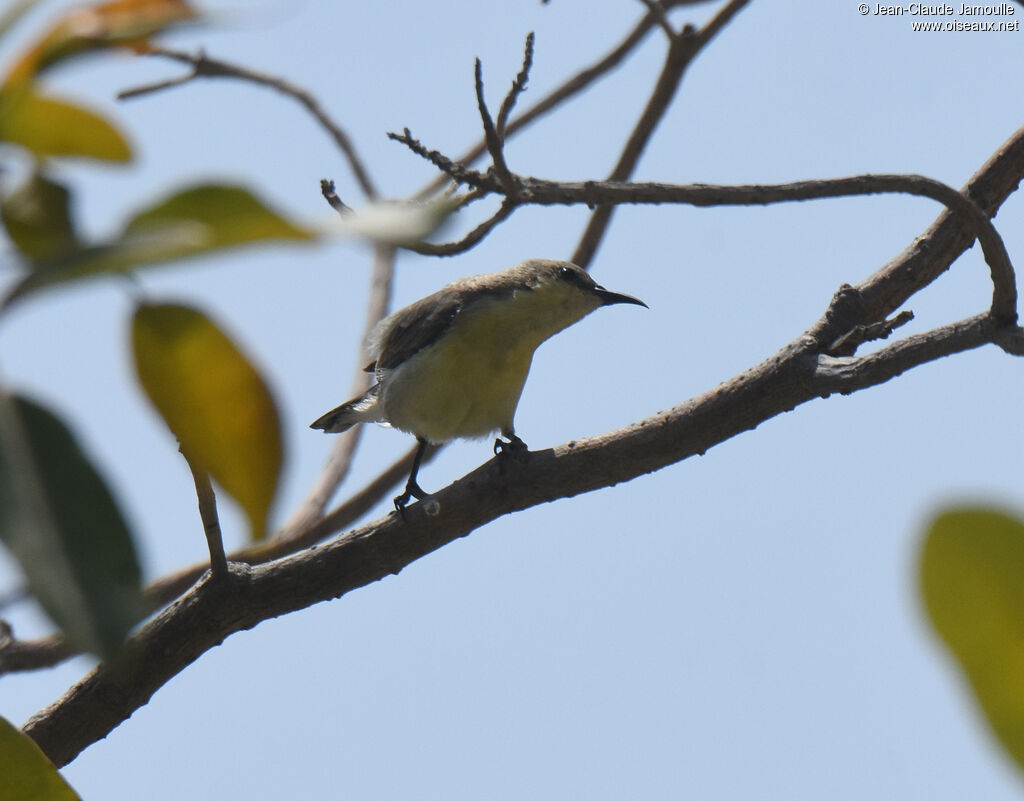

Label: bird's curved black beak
[593,287,648,308]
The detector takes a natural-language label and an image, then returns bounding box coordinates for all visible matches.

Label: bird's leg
[394,437,431,514]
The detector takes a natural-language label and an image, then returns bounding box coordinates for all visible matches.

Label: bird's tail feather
[310,385,382,433]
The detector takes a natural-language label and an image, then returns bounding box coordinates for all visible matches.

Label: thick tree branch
[24,300,1021,766]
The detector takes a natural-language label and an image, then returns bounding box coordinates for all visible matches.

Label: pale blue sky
[2,1,1024,798]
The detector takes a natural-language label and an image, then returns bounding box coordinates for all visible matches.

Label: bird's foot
[493,434,528,456]
[493,435,529,473]
[394,479,429,516]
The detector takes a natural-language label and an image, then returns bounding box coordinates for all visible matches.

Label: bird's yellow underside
[380,284,594,442]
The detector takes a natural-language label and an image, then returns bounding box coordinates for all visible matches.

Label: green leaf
[0,393,143,659]
[124,183,317,248]
[0,89,132,162]
[131,303,283,540]
[0,714,81,801]
[1,171,78,263]
[920,507,1024,773]
[3,183,317,308]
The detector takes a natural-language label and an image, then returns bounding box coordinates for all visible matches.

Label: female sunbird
[311,259,646,511]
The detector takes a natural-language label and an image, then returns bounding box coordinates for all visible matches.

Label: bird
[311,259,647,512]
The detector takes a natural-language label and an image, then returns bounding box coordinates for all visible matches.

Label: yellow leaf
[0,89,132,162]
[920,507,1024,774]
[0,714,81,801]
[131,303,283,540]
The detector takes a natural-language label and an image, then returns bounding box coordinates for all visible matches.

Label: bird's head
[514,259,647,316]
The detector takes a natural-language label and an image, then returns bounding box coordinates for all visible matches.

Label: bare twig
[474,59,517,193]
[496,32,535,139]
[117,70,195,98]
[407,199,518,257]
[812,313,1001,392]
[637,0,678,39]
[0,633,70,674]
[416,0,702,200]
[388,128,484,186]
[827,310,915,356]
[319,179,353,215]
[184,455,227,577]
[119,48,378,200]
[697,0,753,42]
[573,0,752,267]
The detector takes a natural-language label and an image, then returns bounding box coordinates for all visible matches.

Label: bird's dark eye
[558,264,585,285]
[556,263,598,291]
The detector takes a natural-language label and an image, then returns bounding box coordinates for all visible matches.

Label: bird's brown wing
[369,274,525,371]
[372,290,466,370]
